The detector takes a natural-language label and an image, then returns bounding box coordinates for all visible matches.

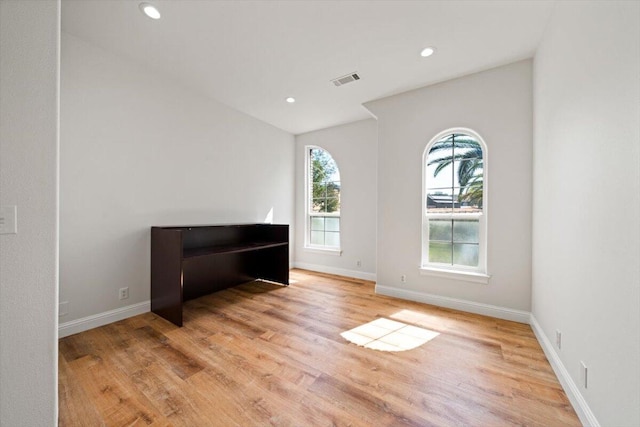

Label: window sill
[419,267,490,284]
[304,246,342,256]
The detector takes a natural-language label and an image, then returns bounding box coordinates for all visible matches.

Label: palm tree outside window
[423,130,487,273]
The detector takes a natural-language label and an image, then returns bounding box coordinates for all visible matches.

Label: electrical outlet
[555,330,562,349]
[580,361,588,389]
[356,260,362,267]
[119,287,129,300]
[401,274,407,283]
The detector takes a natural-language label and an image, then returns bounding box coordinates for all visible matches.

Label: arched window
[306,146,341,250]
[422,129,487,275]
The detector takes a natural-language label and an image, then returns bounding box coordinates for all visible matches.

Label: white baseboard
[293,262,377,282]
[58,301,150,338]
[530,315,600,427]
[375,285,531,324]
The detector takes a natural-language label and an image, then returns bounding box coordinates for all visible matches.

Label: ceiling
[62,0,555,135]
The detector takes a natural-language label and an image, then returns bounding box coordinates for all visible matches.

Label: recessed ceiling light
[420,47,436,57]
[139,3,161,20]
[286,97,296,103]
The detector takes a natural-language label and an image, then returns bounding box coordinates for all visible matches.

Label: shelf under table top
[182,241,288,259]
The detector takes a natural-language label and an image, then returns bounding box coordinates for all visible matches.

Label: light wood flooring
[59,269,581,426]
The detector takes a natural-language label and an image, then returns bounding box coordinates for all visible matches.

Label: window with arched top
[306,146,341,251]
[422,129,487,278]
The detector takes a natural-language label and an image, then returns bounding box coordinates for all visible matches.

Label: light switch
[0,206,17,234]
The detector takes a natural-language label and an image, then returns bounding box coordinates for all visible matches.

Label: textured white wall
[294,119,377,280]
[365,60,533,312]
[532,2,640,425]
[60,33,294,323]
[0,0,60,425]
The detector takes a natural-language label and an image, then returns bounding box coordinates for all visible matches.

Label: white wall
[365,60,533,316]
[532,1,640,426]
[60,33,294,327]
[294,119,377,280]
[0,0,60,425]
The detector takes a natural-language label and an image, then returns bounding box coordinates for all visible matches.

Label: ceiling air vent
[331,72,360,87]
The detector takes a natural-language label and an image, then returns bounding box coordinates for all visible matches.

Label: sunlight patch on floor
[341,317,439,352]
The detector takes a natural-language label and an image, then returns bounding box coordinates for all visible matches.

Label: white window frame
[304,145,342,255]
[421,128,489,283]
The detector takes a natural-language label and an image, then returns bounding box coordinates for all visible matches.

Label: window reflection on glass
[453,243,479,266]
[453,219,479,242]
[428,219,479,266]
[325,217,340,232]
[325,231,340,247]
[429,242,452,264]
[310,231,324,246]
[429,219,451,241]
[311,217,325,231]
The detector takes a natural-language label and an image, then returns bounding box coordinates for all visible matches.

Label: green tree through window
[308,147,340,248]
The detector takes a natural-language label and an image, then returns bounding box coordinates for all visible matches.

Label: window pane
[453,138,482,159]
[429,242,452,264]
[423,133,484,269]
[325,231,340,247]
[325,217,340,232]
[426,188,454,213]
[327,182,339,198]
[311,148,340,183]
[308,147,341,249]
[313,182,327,198]
[453,159,483,188]
[312,199,326,213]
[325,198,340,213]
[429,219,451,241]
[310,231,324,245]
[453,220,479,243]
[453,186,483,212]
[327,181,340,213]
[453,243,479,266]
[452,158,483,213]
[425,160,453,191]
[311,217,325,231]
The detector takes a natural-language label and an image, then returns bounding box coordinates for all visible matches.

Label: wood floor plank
[89,325,225,426]
[307,373,432,427]
[59,269,581,426]
[58,354,105,427]
[65,355,172,426]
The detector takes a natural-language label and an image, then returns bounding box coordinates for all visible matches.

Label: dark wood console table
[151,223,289,326]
